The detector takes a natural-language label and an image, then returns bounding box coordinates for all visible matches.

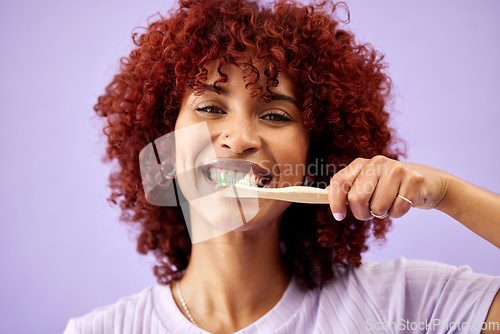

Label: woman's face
[174,61,309,242]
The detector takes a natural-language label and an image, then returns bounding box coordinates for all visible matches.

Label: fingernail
[333,213,345,221]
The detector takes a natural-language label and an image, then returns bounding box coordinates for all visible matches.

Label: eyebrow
[202,84,299,108]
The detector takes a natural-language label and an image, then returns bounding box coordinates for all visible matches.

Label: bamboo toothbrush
[219,182,329,204]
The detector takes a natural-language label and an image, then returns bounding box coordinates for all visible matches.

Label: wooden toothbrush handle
[230,185,330,204]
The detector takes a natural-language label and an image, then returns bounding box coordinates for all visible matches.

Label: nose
[219,117,262,154]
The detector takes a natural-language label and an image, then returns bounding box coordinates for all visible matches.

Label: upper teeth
[208,167,265,187]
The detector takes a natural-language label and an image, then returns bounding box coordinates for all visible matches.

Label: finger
[348,163,380,221]
[388,170,423,218]
[329,158,367,221]
[388,193,412,218]
[369,160,404,218]
[369,173,401,219]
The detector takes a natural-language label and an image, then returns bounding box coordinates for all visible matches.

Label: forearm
[436,173,500,248]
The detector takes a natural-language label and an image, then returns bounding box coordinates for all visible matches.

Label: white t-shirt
[64,257,500,333]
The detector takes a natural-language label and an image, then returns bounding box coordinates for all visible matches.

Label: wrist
[433,172,472,222]
[432,170,453,212]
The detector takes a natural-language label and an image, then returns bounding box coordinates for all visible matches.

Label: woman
[64,0,500,332]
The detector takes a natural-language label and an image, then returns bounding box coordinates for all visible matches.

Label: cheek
[173,118,215,182]
[283,129,309,162]
[174,108,193,131]
[274,131,309,182]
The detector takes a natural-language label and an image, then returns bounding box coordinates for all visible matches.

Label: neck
[174,219,289,333]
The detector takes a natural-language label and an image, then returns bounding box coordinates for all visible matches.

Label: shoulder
[319,257,500,324]
[344,256,468,284]
[345,256,499,294]
[331,256,499,289]
[63,285,168,334]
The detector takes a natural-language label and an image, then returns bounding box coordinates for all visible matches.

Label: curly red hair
[95,0,401,289]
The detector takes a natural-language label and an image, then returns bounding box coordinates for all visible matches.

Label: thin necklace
[176,281,198,326]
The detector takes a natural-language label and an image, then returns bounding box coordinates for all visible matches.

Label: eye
[260,111,292,123]
[195,105,226,115]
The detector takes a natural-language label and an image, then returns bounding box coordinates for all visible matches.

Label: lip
[200,158,273,188]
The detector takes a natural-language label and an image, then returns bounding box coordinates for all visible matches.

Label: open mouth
[201,159,272,188]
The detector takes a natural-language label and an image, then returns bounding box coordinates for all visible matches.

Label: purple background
[1,1,499,333]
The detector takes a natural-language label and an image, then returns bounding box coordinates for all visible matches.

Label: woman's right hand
[326,156,447,222]
[327,155,500,249]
